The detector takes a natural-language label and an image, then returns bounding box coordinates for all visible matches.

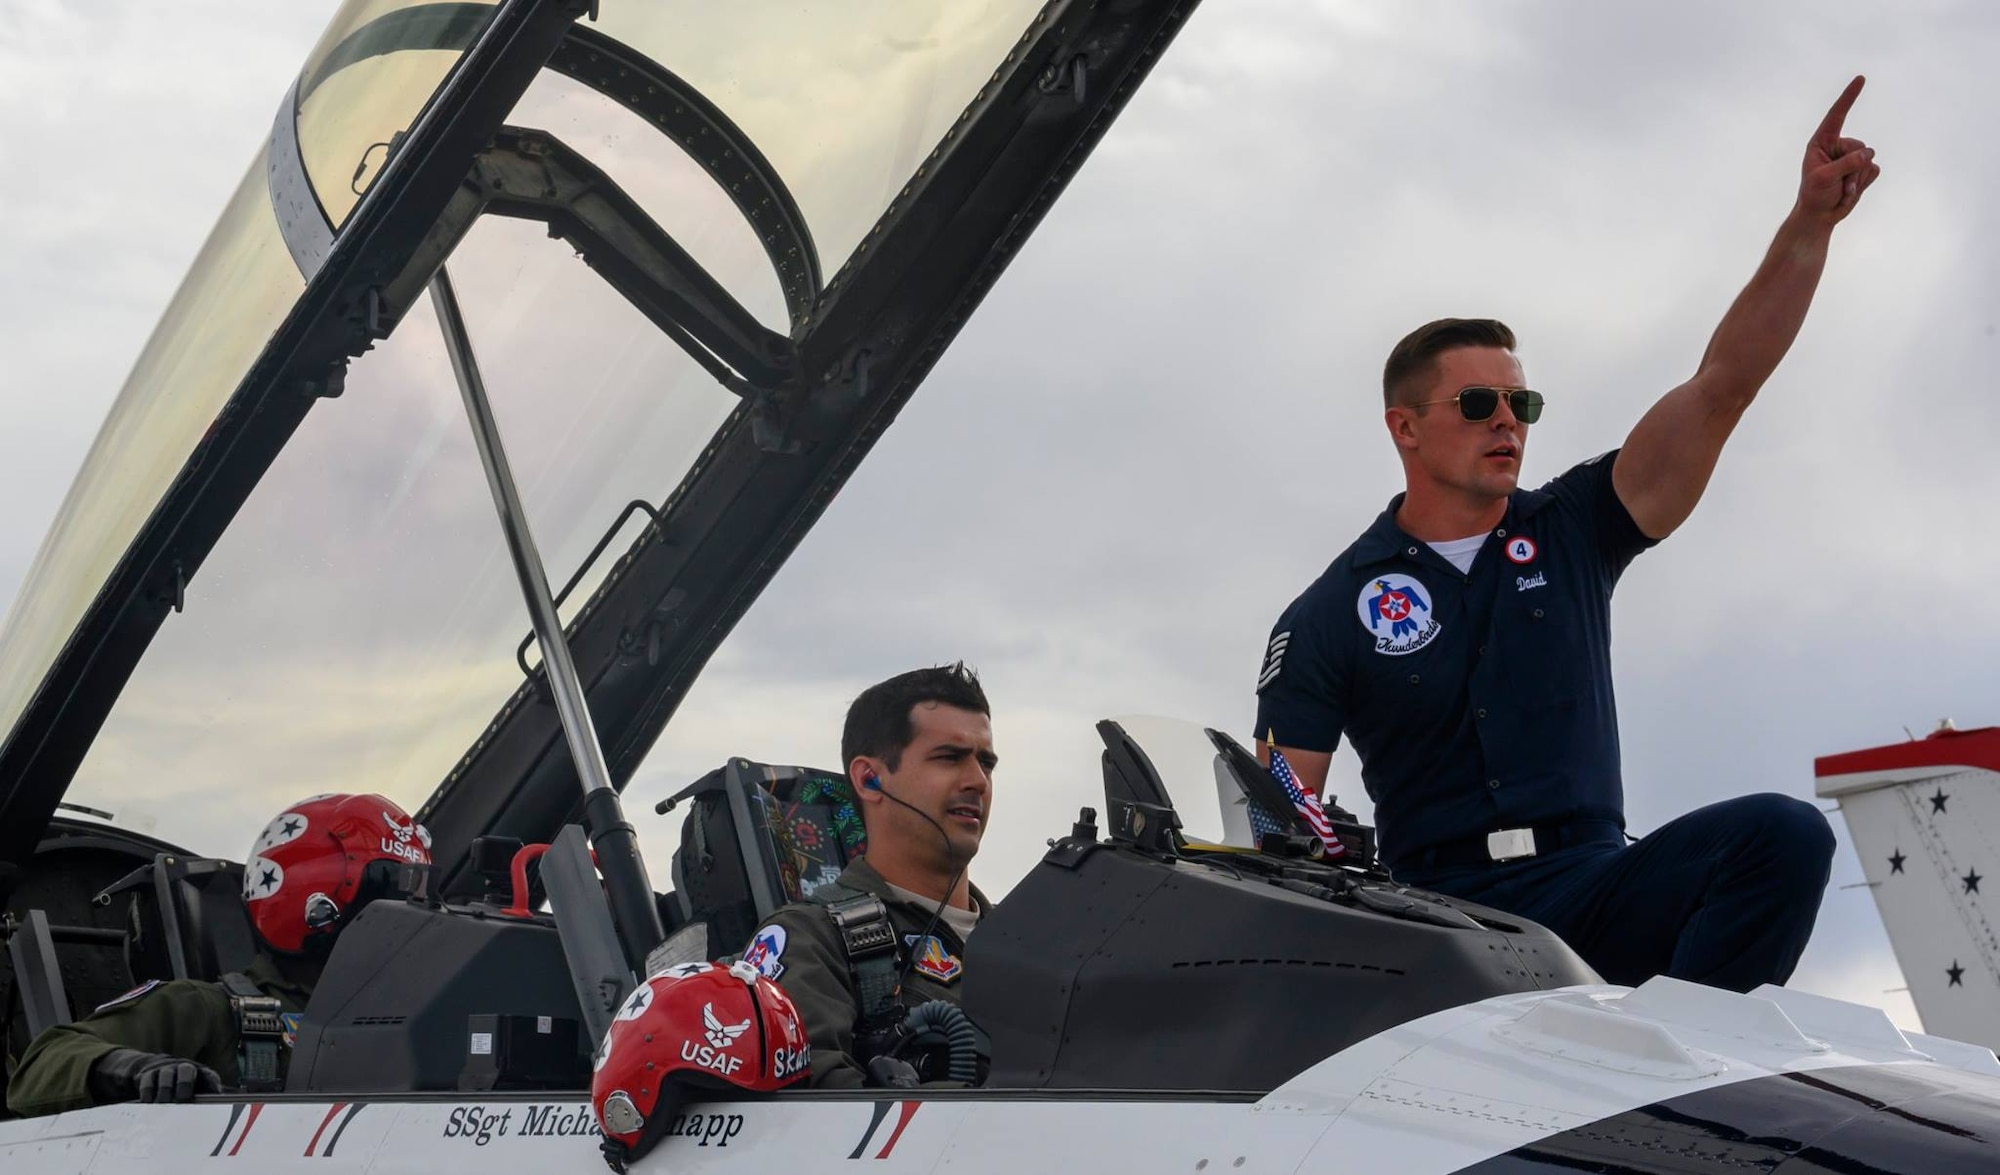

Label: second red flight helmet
[592,960,810,1164]
[242,793,432,953]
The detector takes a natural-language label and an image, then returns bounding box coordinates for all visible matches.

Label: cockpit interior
[6,718,1597,1103]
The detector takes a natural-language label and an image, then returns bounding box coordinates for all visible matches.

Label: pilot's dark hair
[842,663,990,769]
[1383,318,1516,408]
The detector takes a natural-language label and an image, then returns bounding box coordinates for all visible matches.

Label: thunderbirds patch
[904,934,963,983]
[1357,573,1440,655]
[744,925,787,980]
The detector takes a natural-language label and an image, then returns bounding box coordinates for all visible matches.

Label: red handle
[504,843,551,917]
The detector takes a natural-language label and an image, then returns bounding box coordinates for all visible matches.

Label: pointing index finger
[1815,75,1866,146]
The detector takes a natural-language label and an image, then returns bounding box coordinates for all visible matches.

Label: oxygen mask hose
[903,1000,981,1084]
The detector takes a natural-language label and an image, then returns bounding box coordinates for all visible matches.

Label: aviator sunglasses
[1408,386,1546,424]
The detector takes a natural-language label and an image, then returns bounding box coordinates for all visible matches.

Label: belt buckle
[1486,827,1537,862]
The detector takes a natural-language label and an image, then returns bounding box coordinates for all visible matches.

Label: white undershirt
[1426,533,1487,574]
[885,880,980,941]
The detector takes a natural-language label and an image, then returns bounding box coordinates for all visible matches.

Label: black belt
[1407,820,1625,874]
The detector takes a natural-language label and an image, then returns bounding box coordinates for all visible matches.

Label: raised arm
[1613,76,1880,540]
[1256,740,1332,797]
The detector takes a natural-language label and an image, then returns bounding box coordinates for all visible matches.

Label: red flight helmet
[242,793,432,953]
[591,960,810,1162]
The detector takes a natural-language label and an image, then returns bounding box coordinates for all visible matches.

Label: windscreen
[1109,715,1264,850]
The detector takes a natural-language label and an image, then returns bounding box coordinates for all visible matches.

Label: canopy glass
[296,0,494,228]
[0,153,302,767]
[67,214,739,853]
[589,2,1047,289]
[0,0,1061,859]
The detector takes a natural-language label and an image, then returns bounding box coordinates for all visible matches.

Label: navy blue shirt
[1254,452,1658,875]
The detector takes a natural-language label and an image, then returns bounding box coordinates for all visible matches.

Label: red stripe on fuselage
[229,1103,265,1156]
[875,1101,922,1158]
[305,1102,348,1156]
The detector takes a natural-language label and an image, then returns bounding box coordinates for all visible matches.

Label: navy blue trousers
[1401,794,1835,992]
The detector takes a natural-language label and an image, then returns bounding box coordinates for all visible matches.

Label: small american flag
[1267,736,1343,855]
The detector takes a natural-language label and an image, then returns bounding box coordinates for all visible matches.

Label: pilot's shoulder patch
[744,924,787,980]
[94,979,163,1014]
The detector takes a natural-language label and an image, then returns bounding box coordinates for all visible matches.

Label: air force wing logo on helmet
[1357,574,1441,655]
[702,1003,752,1050]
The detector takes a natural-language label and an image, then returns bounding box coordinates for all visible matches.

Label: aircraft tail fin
[1816,724,2000,1053]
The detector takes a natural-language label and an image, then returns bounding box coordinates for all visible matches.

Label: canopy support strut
[429,266,664,976]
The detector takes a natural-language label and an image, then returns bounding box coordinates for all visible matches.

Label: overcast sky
[5,1,1998,1034]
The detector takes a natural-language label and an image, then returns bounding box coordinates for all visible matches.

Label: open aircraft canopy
[0,0,1200,903]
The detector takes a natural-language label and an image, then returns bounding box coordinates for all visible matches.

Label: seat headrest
[784,772,867,860]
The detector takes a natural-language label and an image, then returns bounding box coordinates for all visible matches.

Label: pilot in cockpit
[5,794,431,1116]
[738,664,995,1088]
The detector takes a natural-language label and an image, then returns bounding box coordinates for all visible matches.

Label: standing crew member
[6,794,431,1114]
[1254,79,1880,991]
[740,664,995,1087]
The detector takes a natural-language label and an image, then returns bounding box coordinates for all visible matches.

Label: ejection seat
[659,760,866,960]
[5,846,257,1048]
[100,855,259,986]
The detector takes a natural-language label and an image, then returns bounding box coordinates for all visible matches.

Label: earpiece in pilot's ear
[862,774,882,791]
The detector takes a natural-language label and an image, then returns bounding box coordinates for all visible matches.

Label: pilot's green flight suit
[743,858,987,1088]
[5,954,313,1117]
